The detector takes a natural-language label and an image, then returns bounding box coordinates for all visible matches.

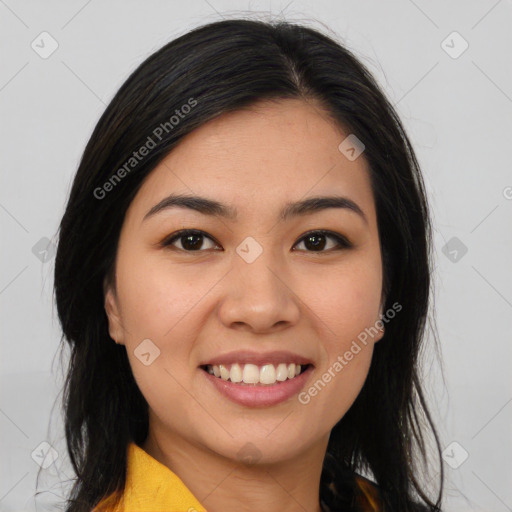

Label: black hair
[53,17,444,511]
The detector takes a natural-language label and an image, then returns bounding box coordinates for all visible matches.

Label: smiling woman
[53,18,444,512]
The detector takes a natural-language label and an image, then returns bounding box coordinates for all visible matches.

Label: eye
[161,229,351,253]
[293,230,352,252]
[161,229,219,251]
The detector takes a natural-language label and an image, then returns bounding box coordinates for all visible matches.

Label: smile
[200,363,314,407]
[201,362,310,385]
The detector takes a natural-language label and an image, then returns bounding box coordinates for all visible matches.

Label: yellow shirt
[93,442,206,512]
[94,442,381,511]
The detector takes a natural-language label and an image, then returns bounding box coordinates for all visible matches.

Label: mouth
[199,362,312,386]
[200,362,315,407]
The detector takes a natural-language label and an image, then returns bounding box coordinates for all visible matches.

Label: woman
[53,18,444,512]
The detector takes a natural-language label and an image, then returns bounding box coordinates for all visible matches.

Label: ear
[104,279,125,345]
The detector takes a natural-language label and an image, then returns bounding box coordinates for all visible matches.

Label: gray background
[1,0,511,510]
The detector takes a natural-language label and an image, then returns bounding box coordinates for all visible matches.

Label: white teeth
[205,362,306,385]
[230,363,243,383]
[276,363,288,381]
[219,364,230,380]
[242,364,260,384]
[259,364,276,385]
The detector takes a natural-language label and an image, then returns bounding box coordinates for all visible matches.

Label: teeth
[276,363,288,381]
[230,363,242,383]
[259,364,276,385]
[242,363,260,384]
[205,362,306,385]
[219,364,230,380]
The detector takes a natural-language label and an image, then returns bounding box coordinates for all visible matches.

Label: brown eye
[161,229,351,253]
[162,230,219,251]
[293,230,352,252]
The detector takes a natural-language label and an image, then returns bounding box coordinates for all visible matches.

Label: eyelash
[161,229,352,253]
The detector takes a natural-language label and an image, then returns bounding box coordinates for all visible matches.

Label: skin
[104,98,385,512]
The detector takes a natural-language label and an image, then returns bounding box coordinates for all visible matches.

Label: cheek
[297,265,379,422]
[307,348,373,428]
[114,254,203,423]
[296,258,381,415]
[115,250,209,340]
[300,258,382,346]
[113,253,205,390]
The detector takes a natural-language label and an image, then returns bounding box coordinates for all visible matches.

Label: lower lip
[200,365,314,407]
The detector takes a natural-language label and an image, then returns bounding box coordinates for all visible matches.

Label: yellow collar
[94,441,206,511]
[94,441,381,511]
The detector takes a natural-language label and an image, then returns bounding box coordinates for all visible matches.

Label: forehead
[170,98,353,168]
[126,98,376,225]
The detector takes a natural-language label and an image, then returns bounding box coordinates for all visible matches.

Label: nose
[217,250,301,333]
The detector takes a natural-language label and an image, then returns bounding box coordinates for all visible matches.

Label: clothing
[93,441,381,511]
[93,442,206,512]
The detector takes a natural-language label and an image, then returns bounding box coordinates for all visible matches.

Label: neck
[142,423,329,512]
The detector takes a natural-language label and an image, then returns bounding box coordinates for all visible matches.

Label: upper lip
[199,350,314,367]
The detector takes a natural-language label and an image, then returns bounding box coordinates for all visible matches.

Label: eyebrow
[143,193,368,225]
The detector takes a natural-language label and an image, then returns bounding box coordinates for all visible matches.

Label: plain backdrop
[1,1,511,510]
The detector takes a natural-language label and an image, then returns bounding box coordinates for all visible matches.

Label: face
[104,98,384,465]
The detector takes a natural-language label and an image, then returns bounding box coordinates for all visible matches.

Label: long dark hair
[53,17,444,511]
